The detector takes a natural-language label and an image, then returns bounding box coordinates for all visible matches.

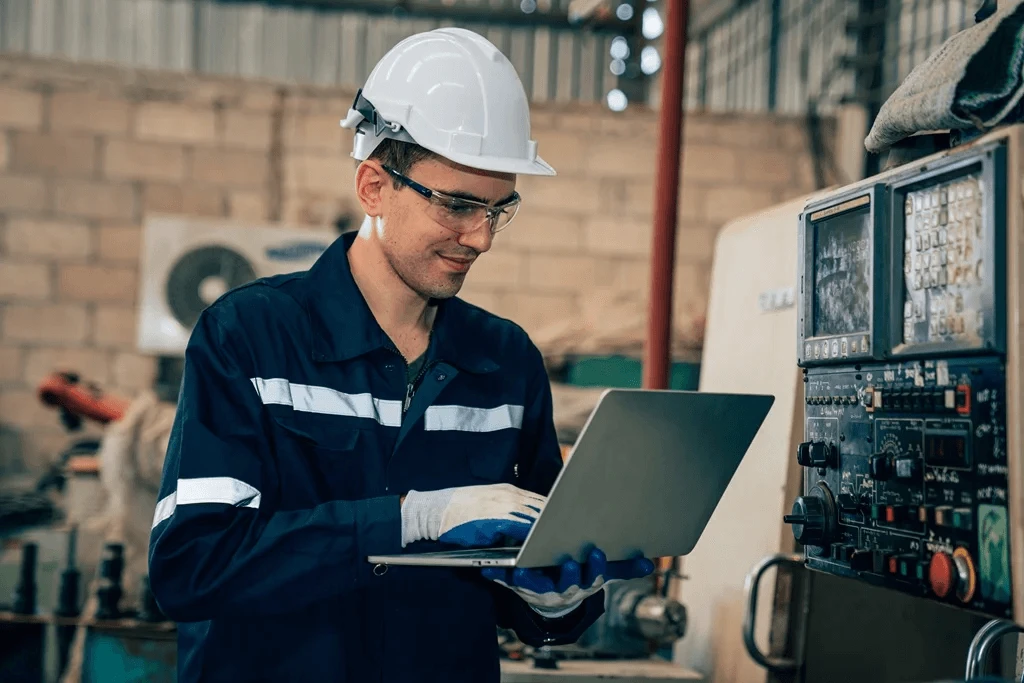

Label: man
[148,27,652,682]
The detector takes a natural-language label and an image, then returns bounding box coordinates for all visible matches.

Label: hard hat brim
[430,149,557,177]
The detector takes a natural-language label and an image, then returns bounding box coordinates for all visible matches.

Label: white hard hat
[340,27,555,176]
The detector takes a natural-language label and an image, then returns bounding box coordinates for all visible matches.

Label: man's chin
[420,276,465,301]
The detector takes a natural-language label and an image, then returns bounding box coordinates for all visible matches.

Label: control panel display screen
[899,171,987,348]
[924,431,969,468]
[812,207,871,337]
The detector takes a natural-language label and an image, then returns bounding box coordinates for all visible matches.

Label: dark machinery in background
[569,578,688,659]
[0,531,173,683]
[500,576,688,664]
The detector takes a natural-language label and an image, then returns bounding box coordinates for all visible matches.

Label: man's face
[372,158,516,300]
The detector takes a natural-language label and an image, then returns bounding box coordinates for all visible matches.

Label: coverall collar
[303,230,499,374]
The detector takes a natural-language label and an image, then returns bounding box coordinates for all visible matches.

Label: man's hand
[482,547,655,618]
[400,483,545,548]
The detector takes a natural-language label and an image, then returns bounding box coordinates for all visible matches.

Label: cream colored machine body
[678,125,1024,682]
[673,193,812,683]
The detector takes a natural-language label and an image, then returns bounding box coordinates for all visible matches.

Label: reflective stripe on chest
[250,376,523,433]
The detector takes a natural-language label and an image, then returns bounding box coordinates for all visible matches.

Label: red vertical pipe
[642,0,690,391]
[642,0,691,598]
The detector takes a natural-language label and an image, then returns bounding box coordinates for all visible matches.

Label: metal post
[767,0,782,111]
[854,0,891,177]
[698,30,709,108]
[191,0,203,74]
[642,0,690,392]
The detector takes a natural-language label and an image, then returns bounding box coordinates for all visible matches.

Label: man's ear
[354,160,388,217]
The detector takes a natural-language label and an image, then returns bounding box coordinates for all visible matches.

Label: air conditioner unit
[137,215,336,356]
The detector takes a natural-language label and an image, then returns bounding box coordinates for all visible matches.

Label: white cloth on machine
[865,0,1024,153]
[91,390,176,598]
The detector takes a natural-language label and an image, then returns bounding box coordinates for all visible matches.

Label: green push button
[952,508,972,530]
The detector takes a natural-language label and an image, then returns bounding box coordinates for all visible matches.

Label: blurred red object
[37,371,129,427]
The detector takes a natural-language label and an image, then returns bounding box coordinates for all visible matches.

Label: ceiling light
[606,89,628,112]
[642,7,664,39]
[640,46,661,74]
[610,36,630,60]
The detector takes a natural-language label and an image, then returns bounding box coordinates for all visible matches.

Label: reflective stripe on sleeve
[152,477,261,529]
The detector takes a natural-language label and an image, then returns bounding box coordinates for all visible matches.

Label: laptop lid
[514,388,775,569]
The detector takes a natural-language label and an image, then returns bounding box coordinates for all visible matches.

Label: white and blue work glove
[482,547,656,618]
[400,483,545,548]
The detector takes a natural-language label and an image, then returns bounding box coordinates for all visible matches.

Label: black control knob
[836,493,860,512]
[869,453,893,480]
[796,441,837,469]
[784,483,838,548]
[849,549,873,572]
[831,543,855,562]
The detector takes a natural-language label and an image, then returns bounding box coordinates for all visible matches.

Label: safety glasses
[381,165,522,235]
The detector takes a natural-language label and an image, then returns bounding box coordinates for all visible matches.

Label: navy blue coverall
[148,231,604,682]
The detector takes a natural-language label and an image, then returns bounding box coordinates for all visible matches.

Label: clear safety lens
[426,194,521,234]
[382,164,522,235]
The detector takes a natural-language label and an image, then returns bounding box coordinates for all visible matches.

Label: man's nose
[456,221,494,253]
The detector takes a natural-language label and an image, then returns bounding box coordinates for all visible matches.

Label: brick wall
[0,54,834,474]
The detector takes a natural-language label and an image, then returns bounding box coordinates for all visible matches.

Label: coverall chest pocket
[269,414,372,502]
[423,429,521,488]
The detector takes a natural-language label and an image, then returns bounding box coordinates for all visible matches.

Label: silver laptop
[367,388,774,569]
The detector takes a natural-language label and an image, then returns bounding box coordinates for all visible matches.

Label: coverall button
[436,373,446,381]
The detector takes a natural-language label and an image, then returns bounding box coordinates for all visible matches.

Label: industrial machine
[680,127,1024,683]
[785,131,1021,623]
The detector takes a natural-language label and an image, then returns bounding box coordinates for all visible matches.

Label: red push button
[929,552,954,598]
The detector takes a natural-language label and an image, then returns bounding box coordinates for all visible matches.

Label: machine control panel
[789,359,1012,618]
[788,139,1014,619]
